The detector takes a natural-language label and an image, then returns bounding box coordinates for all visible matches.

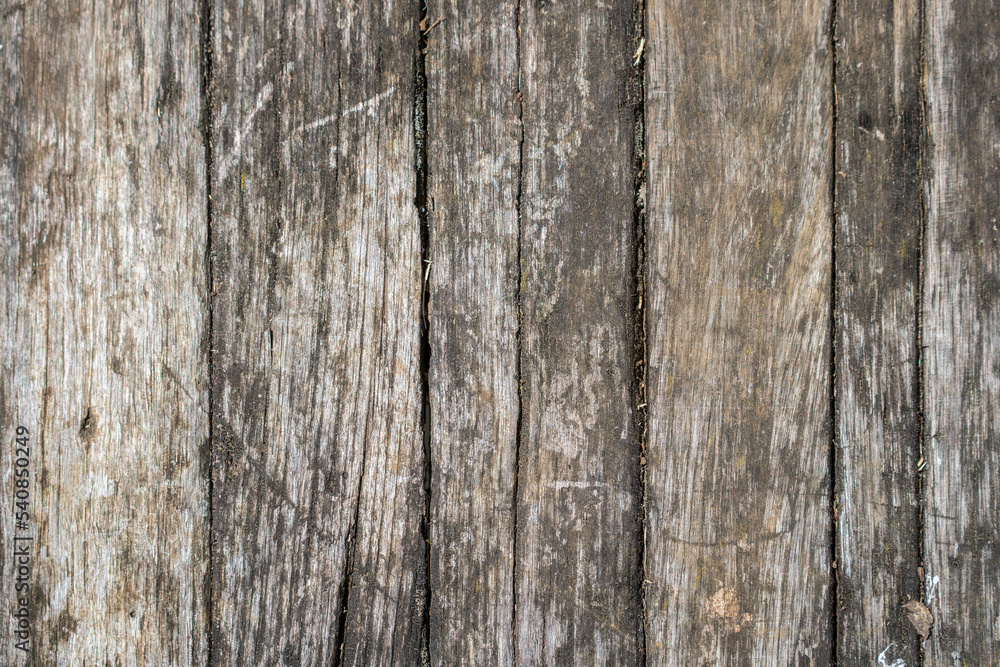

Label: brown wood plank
[834,0,924,663]
[644,1,833,663]
[515,1,644,663]
[424,0,520,664]
[923,1,1000,664]
[0,1,208,664]
[210,1,425,664]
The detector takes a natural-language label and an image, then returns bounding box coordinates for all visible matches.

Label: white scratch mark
[341,87,396,118]
[546,481,607,490]
[281,87,397,153]
[217,62,295,182]
[926,574,940,606]
[877,643,906,667]
[217,83,273,182]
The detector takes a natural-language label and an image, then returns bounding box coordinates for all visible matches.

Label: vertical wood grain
[210,1,425,664]
[516,0,645,663]
[834,0,924,663]
[424,0,520,664]
[924,1,1000,664]
[0,1,209,664]
[644,1,833,663]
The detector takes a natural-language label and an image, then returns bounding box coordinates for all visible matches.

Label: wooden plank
[923,1,1000,664]
[515,1,644,663]
[834,0,924,663]
[424,0,520,664]
[210,1,425,664]
[644,1,833,664]
[0,1,208,664]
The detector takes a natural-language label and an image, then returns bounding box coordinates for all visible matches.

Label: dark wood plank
[515,1,644,663]
[210,1,425,664]
[923,1,1000,663]
[0,1,208,664]
[834,0,923,663]
[424,0,520,664]
[644,1,833,663]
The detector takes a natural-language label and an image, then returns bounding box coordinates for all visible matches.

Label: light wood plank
[516,1,645,663]
[210,0,426,663]
[424,0,520,664]
[924,1,1000,663]
[644,1,833,663]
[834,0,923,663]
[0,1,209,664]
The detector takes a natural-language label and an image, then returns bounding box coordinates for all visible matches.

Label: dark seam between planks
[631,0,648,662]
[414,0,432,663]
[915,0,928,662]
[199,0,215,662]
[829,0,839,663]
[512,0,526,661]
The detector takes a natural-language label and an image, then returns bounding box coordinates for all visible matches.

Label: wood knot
[79,408,98,441]
[706,587,751,633]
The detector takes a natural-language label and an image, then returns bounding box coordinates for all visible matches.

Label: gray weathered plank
[923,1,1000,664]
[210,0,425,664]
[424,0,520,664]
[0,1,209,664]
[515,0,645,663]
[834,0,924,663]
[644,1,833,663]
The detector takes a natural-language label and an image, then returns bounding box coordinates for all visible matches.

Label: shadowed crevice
[829,1,840,663]
[415,0,433,663]
[915,0,929,662]
[511,0,526,661]
[199,0,215,662]
[630,0,649,662]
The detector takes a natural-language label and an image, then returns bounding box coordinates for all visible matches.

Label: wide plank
[834,0,923,663]
[424,0,520,664]
[0,1,208,664]
[210,0,426,664]
[516,0,645,663]
[644,1,833,663]
[923,1,1000,664]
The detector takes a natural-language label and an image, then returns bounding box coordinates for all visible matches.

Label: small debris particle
[903,600,933,639]
[633,37,645,67]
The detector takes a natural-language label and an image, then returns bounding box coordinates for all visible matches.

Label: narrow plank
[424,0,520,664]
[834,0,924,663]
[516,0,644,663]
[210,1,425,664]
[0,1,208,664]
[923,1,1000,664]
[644,1,833,663]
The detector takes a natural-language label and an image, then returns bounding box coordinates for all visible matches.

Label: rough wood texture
[923,1,1000,664]
[644,1,833,664]
[0,1,208,664]
[516,1,644,663]
[210,1,425,664]
[834,0,924,663]
[425,0,520,664]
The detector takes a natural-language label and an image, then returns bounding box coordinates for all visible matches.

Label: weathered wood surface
[644,0,834,664]
[209,0,425,665]
[424,0,520,664]
[834,0,924,663]
[0,1,209,665]
[3,1,1000,665]
[514,0,645,663]
[923,1,1000,664]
